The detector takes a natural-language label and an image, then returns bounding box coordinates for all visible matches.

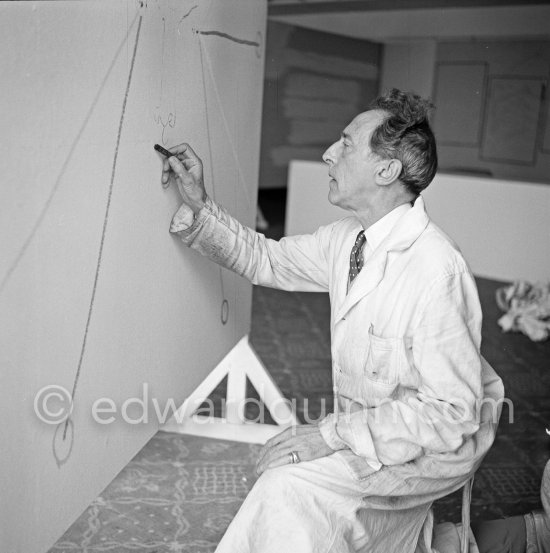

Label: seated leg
[215,454,369,553]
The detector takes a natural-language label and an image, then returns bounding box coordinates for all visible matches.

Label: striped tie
[349,230,366,284]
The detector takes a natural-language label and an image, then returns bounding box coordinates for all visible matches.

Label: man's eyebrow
[341,132,353,142]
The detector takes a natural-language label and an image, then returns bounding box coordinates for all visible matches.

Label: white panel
[285,161,550,283]
[423,174,550,282]
[0,1,266,552]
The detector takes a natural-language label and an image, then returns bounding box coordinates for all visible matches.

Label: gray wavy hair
[369,89,438,196]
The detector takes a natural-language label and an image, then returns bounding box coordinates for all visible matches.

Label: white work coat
[171,195,504,552]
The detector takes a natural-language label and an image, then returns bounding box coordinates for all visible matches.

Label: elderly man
[163,89,504,552]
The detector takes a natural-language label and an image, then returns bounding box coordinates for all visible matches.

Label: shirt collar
[363,202,412,252]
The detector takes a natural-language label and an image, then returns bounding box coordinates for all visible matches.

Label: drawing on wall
[151,3,200,146]
[481,76,544,165]
[0,1,266,550]
[48,3,262,467]
[195,24,262,328]
[52,13,145,467]
[34,3,266,468]
[1,10,144,467]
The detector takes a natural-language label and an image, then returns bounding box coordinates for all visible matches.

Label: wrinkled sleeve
[320,271,484,468]
[169,197,333,292]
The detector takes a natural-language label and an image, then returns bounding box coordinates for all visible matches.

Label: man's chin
[327,189,340,207]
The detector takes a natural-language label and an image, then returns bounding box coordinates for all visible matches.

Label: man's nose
[322,142,337,165]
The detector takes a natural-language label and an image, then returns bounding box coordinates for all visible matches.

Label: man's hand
[255,424,334,476]
[161,143,207,214]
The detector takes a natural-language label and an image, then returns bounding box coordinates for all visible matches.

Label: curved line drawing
[53,418,74,468]
[0,12,141,298]
[58,15,144,454]
[221,299,229,325]
[179,4,198,24]
[153,111,177,146]
[198,30,260,48]
[154,14,178,145]
[198,29,263,60]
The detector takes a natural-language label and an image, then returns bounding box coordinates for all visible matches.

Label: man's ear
[375,159,402,186]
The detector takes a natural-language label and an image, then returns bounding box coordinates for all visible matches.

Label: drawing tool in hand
[154,143,176,157]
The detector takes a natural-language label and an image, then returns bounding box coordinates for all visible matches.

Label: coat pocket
[352,328,402,408]
[364,328,400,385]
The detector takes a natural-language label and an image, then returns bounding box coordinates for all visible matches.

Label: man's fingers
[256,425,312,465]
[161,157,171,184]
[256,448,297,476]
[256,439,315,476]
[161,151,192,183]
[178,142,201,164]
[257,427,294,462]
[167,142,201,166]
[168,156,189,180]
[258,430,285,457]
[258,425,313,455]
[255,425,332,476]
[181,157,196,170]
[256,435,302,471]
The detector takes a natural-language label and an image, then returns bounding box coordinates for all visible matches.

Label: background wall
[285,160,347,235]
[269,2,550,187]
[379,38,550,184]
[259,21,381,189]
[379,40,437,100]
[0,2,266,552]
[433,40,550,183]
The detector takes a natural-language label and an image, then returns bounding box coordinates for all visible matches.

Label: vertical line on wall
[55,14,144,464]
[198,31,228,324]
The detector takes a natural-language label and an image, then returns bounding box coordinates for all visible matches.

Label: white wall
[0,2,266,552]
[286,160,550,283]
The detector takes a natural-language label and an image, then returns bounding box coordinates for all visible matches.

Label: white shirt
[349,202,412,291]
[364,202,412,252]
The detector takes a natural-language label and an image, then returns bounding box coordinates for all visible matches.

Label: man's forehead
[344,109,386,140]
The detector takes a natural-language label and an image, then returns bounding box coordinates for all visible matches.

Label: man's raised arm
[161,142,333,293]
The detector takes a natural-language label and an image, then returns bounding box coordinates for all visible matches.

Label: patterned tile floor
[50,278,550,552]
